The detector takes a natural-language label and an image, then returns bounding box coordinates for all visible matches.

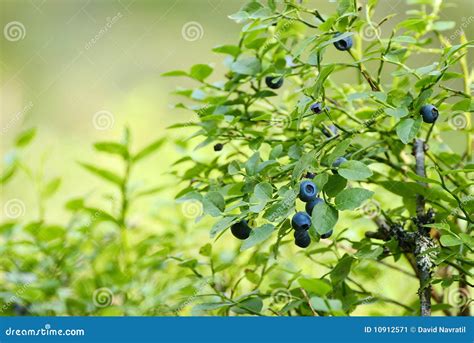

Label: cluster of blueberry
[227,32,440,246]
[291,178,332,248]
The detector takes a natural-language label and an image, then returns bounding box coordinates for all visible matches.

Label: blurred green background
[0,0,472,316]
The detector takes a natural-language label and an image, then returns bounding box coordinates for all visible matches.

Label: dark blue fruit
[310,102,324,114]
[420,104,439,123]
[333,33,353,51]
[231,220,251,240]
[294,230,311,248]
[305,197,323,215]
[291,212,312,231]
[332,157,347,168]
[299,180,318,202]
[321,229,333,239]
[322,124,338,138]
[305,172,316,179]
[213,143,223,151]
[265,76,284,89]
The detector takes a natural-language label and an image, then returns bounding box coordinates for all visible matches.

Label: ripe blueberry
[310,102,324,114]
[322,124,338,138]
[305,197,323,216]
[332,157,347,168]
[321,229,333,239]
[265,76,284,89]
[231,220,251,240]
[291,212,312,231]
[333,33,353,51]
[420,104,439,123]
[305,172,316,179]
[294,230,311,248]
[213,143,224,151]
[299,180,318,202]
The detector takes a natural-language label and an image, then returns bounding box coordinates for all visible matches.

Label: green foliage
[0,0,472,317]
[165,0,473,316]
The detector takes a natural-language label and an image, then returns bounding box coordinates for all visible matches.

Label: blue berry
[291,212,312,231]
[265,76,284,89]
[333,33,353,51]
[231,220,251,240]
[322,125,338,138]
[213,143,223,151]
[294,230,311,248]
[332,157,347,168]
[299,180,318,202]
[321,229,333,239]
[310,102,324,114]
[420,104,439,123]
[305,197,323,215]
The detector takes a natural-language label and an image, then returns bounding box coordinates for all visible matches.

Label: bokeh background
[0,0,472,316]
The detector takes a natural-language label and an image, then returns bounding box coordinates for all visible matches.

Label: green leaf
[42,178,61,198]
[79,162,122,186]
[313,65,335,98]
[396,117,422,144]
[249,182,273,213]
[211,216,236,237]
[241,224,274,251]
[459,233,474,249]
[161,70,188,77]
[338,161,373,181]
[313,173,329,191]
[292,150,316,180]
[231,297,263,314]
[324,175,347,197]
[432,21,456,31]
[264,189,297,222]
[231,57,261,75]
[133,138,165,162]
[312,202,338,235]
[245,152,260,176]
[212,45,240,58]
[298,278,331,296]
[202,191,225,217]
[330,254,354,284]
[440,235,463,247]
[15,128,36,147]
[94,142,128,158]
[326,139,351,166]
[337,0,355,15]
[335,188,374,210]
[190,64,213,82]
[384,107,409,118]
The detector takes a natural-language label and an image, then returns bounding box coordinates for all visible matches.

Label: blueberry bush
[165,0,473,316]
[0,0,472,317]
